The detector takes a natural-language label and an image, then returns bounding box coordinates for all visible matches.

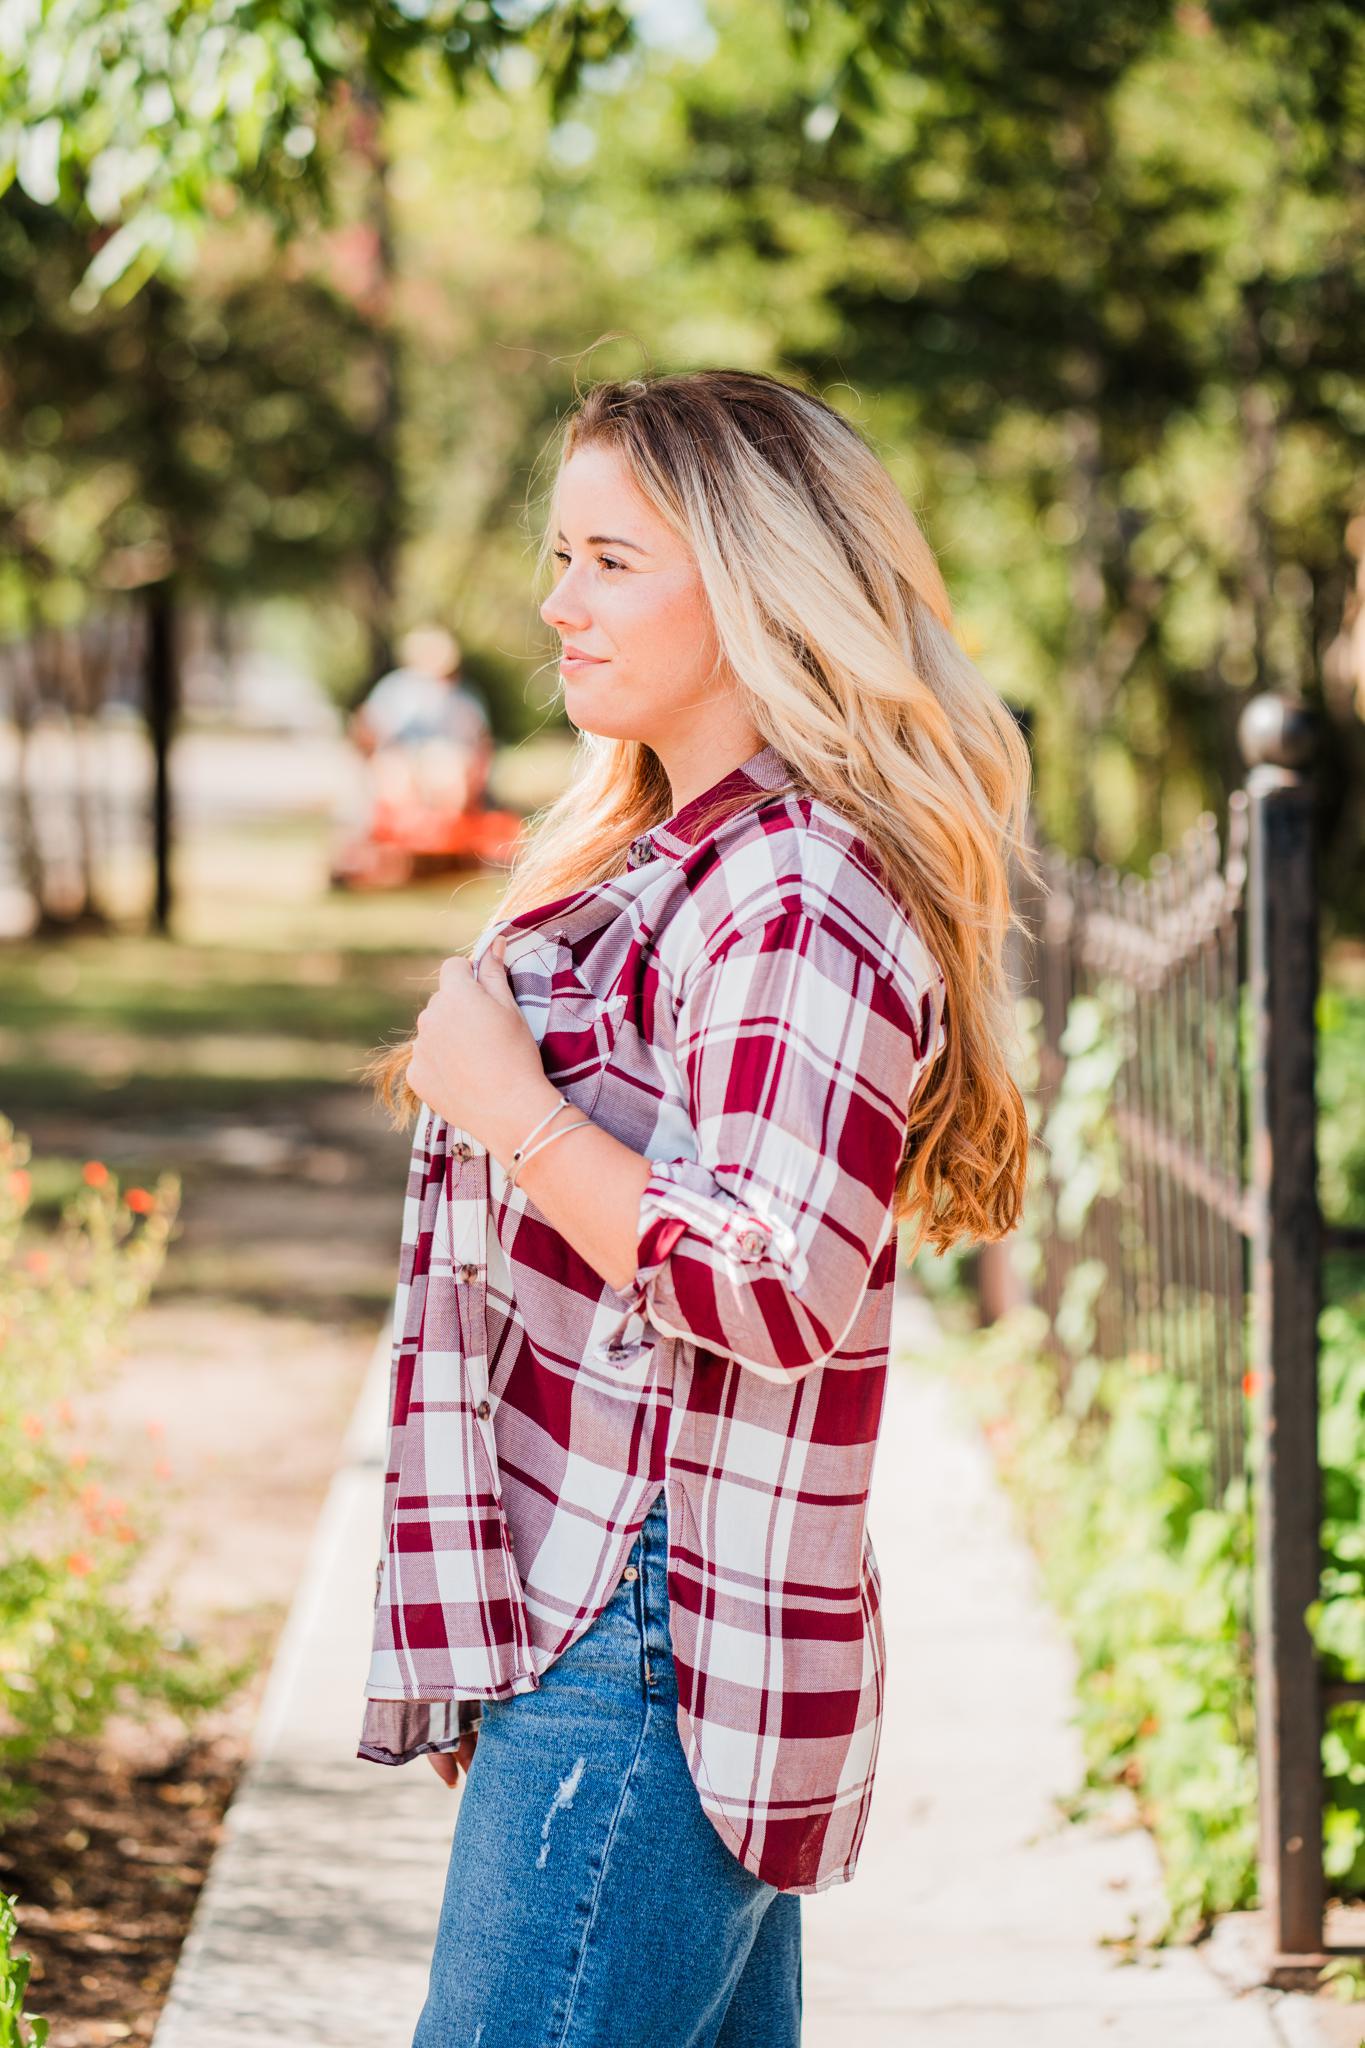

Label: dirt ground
[3,1087,411,2046]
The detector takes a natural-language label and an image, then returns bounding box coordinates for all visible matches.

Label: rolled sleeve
[618,907,945,1382]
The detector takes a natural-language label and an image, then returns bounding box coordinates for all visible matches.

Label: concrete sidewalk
[151,1288,1351,2046]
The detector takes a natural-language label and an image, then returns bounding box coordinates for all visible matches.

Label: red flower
[1242,1371,1262,1399]
[124,1187,155,1215]
[65,1551,94,1576]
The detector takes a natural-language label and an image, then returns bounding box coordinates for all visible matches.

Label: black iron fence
[983,689,1365,1979]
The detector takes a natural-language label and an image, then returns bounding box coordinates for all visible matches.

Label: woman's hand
[426,1725,478,1789]
[406,934,546,1145]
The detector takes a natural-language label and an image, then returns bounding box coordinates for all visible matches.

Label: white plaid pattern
[358,743,948,1892]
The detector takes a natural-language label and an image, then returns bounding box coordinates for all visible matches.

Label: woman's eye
[551,549,625,573]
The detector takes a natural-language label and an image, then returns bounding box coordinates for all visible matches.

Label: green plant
[933,976,1365,1940]
[0,1889,47,2046]
[0,1115,255,1822]
[927,1304,1259,1940]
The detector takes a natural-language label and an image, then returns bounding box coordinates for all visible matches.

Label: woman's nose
[541,567,590,631]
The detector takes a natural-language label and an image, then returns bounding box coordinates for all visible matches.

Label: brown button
[622,1564,639,1583]
[459,1263,479,1282]
[453,1141,473,1161]
[476,1400,491,1419]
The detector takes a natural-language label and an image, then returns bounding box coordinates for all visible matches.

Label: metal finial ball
[1237,692,1316,771]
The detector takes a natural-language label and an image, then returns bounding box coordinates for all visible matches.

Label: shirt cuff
[356,1695,481,1766]
[595,1157,806,1370]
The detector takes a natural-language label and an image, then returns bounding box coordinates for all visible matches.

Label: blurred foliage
[527,0,1365,906]
[1,0,1363,907]
[0,190,393,638]
[0,1,643,307]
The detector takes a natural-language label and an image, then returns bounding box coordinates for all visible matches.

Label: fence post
[1238,691,1324,1973]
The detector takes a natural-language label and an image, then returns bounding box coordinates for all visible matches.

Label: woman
[357,367,1034,2047]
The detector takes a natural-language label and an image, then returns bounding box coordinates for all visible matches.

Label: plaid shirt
[357,742,948,1893]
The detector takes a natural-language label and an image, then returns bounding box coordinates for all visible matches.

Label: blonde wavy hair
[368,366,1038,1258]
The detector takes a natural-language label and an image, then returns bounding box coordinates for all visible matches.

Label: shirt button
[476,1400,491,1419]
[629,836,656,866]
[459,1263,480,1282]
[622,1565,639,1583]
[453,1141,473,1160]
[738,1230,767,1258]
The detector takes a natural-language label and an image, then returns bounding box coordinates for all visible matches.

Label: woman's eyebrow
[555,529,650,554]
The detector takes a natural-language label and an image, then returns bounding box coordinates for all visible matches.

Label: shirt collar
[627,743,794,871]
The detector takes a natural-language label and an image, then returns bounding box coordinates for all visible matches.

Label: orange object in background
[370,793,525,862]
[329,742,526,888]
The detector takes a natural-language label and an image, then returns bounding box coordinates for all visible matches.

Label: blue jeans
[411,1488,803,2047]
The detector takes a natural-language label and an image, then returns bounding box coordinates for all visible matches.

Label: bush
[0,1115,253,1820]
[931,1305,1259,1940]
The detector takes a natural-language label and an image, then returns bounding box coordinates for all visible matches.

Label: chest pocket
[512,932,627,1121]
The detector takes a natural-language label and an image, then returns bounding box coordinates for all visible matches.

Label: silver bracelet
[506,1111,594,1189]
[507,1093,574,1174]
[501,1097,589,1196]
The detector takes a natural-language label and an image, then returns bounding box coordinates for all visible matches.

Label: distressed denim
[410,1488,803,2048]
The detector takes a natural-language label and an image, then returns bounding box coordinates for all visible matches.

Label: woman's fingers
[424,1727,478,1790]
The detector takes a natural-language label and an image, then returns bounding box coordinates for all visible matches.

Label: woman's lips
[560,652,609,671]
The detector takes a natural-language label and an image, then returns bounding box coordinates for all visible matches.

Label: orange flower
[65,1551,93,1576]
[1242,1371,1263,1399]
[8,1169,31,1203]
[144,1417,166,1439]
[153,1456,173,1480]
[113,1524,138,1544]
[22,1247,48,1277]
[68,1447,90,1470]
[55,1397,75,1426]
[124,1187,155,1215]
[79,1482,103,1509]
[82,1160,110,1188]
[21,1413,44,1439]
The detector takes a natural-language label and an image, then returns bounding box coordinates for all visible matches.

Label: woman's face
[540,442,738,750]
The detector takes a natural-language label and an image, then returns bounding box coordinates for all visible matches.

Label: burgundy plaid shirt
[357,742,948,1893]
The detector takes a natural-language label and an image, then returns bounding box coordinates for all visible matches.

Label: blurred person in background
[331,624,494,885]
